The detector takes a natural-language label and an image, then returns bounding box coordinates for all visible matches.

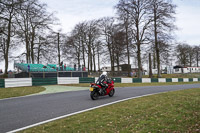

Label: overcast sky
[41,0,200,45]
[1,0,200,71]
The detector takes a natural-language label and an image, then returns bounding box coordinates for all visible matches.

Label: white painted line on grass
[0,94,37,101]
[7,92,164,133]
[0,89,89,101]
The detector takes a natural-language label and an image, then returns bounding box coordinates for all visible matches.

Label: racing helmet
[102,71,107,76]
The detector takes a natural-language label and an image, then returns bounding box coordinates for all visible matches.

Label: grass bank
[20,88,200,133]
[0,86,45,99]
[63,82,200,87]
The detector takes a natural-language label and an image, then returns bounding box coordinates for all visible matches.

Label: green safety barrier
[178,78,183,82]
[79,77,95,83]
[166,78,172,82]
[132,78,142,83]
[0,79,5,88]
[112,78,121,83]
[151,78,158,83]
[189,78,193,82]
[32,78,57,86]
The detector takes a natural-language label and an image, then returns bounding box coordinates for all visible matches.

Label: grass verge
[62,82,200,87]
[21,88,200,133]
[0,86,45,99]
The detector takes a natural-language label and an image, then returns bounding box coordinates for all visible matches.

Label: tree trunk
[78,52,80,67]
[153,51,156,69]
[82,40,86,68]
[25,33,30,63]
[93,54,96,72]
[37,38,41,64]
[111,45,115,76]
[92,47,96,72]
[189,55,192,67]
[78,39,81,67]
[37,45,41,64]
[149,53,153,78]
[98,52,100,72]
[197,51,199,67]
[125,26,130,76]
[154,7,161,78]
[31,29,35,64]
[4,16,12,74]
[137,45,142,78]
[90,52,93,72]
[117,54,120,72]
[112,55,115,75]
[88,46,92,72]
[136,21,142,78]
[87,51,90,72]
[57,33,61,65]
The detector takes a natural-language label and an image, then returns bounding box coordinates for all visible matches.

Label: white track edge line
[7,92,164,133]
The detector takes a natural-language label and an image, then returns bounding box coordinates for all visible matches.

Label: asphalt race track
[0,84,200,132]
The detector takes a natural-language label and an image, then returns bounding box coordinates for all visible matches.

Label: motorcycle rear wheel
[109,89,115,97]
[90,91,99,100]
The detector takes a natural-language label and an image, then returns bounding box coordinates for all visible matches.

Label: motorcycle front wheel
[109,89,115,97]
[90,91,99,100]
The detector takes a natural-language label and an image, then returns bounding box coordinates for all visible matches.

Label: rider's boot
[100,89,103,95]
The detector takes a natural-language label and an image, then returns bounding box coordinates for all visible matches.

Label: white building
[173,66,200,74]
[101,66,122,72]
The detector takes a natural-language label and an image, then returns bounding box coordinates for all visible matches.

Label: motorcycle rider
[96,71,108,94]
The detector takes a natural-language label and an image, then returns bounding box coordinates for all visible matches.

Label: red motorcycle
[89,78,115,100]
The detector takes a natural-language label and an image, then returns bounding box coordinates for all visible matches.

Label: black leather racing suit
[96,75,108,94]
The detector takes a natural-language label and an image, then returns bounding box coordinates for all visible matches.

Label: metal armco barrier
[5,78,32,88]
[58,77,79,84]
[0,79,5,88]
[0,77,199,88]
[79,77,95,83]
[32,78,57,86]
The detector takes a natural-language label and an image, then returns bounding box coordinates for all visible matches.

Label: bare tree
[63,20,100,72]
[99,17,116,74]
[35,34,56,64]
[64,30,82,66]
[116,4,133,75]
[78,22,87,68]
[96,40,104,72]
[85,20,100,72]
[175,43,190,67]
[188,46,195,67]
[64,22,88,67]
[15,0,55,64]
[113,30,126,72]
[149,0,176,77]
[0,0,22,74]
[194,45,200,67]
[116,0,152,78]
